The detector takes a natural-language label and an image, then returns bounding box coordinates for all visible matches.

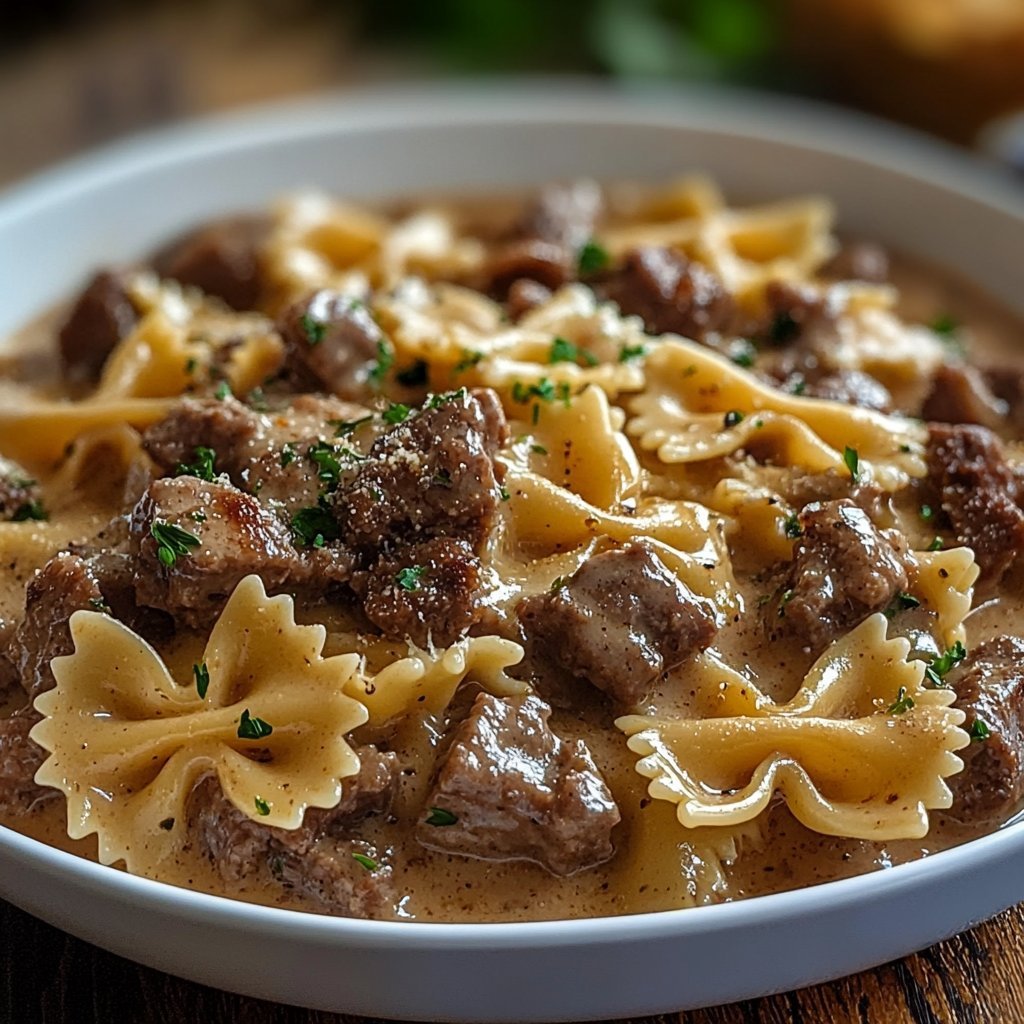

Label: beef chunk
[417,692,619,876]
[506,278,553,321]
[129,476,301,627]
[13,553,103,701]
[58,270,139,384]
[601,247,733,340]
[820,241,890,284]
[278,291,384,401]
[768,499,908,652]
[358,537,483,648]
[486,240,575,296]
[334,388,507,557]
[921,364,1006,430]
[0,457,43,522]
[800,369,893,413]
[926,423,1024,586]
[152,216,267,311]
[0,714,52,815]
[143,395,260,474]
[188,744,397,917]
[948,636,1024,823]
[983,367,1024,435]
[518,543,718,705]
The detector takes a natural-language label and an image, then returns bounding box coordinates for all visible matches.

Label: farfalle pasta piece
[629,339,926,491]
[617,614,969,841]
[31,575,368,877]
[908,546,980,648]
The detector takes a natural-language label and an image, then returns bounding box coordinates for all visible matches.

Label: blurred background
[3,0,1024,188]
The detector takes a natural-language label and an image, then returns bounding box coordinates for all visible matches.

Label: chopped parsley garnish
[919,504,934,522]
[969,718,992,743]
[924,641,967,689]
[396,359,428,387]
[88,596,111,613]
[783,514,802,539]
[307,441,344,490]
[927,536,944,551]
[577,239,610,276]
[190,510,207,523]
[426,388,469,410]
[930,313,959,338]
[352,852,378,872]
[368,340,395,389]
[843,446,860,483]
[777,588,794,617]
[550,575,567,592]
[247,387,269,412]
[511,378,572,423]
[280,444,296,468]
[453,349,484,374]
[331,414,373,438]
[549,336,598,367]
[895,592,920,610]
[150,521,200,568]
[383,402,411,425]
[12,500,47,522]
[395,565,427,592]
[425,806,458,827]
[618,344,647,363]
[723,410,745,429]
[184,357,197,375]
[214,380,232,401]
[193,662,210,699]
[175,445,217,482]
[237,709,273,741]
[887,687,915,715]
[530,443,548,455]
[300,312,327,346]
[254,795,271,816]
[499,485,511,501]
[768,311,799,345]
[789,375,807,396]
[729,339,757,368]
[290,501,340,548]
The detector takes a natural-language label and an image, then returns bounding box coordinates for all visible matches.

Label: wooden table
[2,894,1018,1023]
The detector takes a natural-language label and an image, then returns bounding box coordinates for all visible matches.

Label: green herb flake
[174,445,217,482]
[425,806,458,827]
[887,686,915,715]
[777,588,794,617]
[723,410,745,429]
[88,596,111,613]
[530,443,548,455]
[729,339,757,368]
[924,640,967,688]
[190,510,207,524]
[783,514,802,539]
[331,414,374,438]
[549,336,598,367]
[927,536,944,552]
[184,357,197,375]
[843,446,860,483]
[769,311,799,345]
[618,344,647,363]
[237,709,273,741]
[577,239,610,276]
[896,592,921,610]
[300,312,327,346]
[789,376,807,396]
[919,504,934,522]
[453,349,484,374]
[368,340,395,389]
[499,485,511,502]
[383,402,411,425]
[280,444,296,468]
[193,662,210,699]
[254,795,271,816]
[290,502,340,548]
[396,565,427,592]
[930,313,959,338]
[214,380,232,401]
[150,521,200,568]
[352,852,378,872]
[12,500,47,523]
[969,717,992,743]
[426,388,469,410]
[396,359,428,387]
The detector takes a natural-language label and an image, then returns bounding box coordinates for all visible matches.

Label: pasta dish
[0,177,1020,921]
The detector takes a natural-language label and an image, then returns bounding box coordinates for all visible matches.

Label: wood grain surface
[1,895,1017,1023]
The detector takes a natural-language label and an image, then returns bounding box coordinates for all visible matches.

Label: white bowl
[1,83,1023,1021]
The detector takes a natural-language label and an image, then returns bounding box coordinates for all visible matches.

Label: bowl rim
[2,79,1023,944]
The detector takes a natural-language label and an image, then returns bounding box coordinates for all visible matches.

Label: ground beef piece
[152,216,267,311]
[0,713,52,816]
[334,388,507,557]
[799,369,893,413]
[820,241,890,284]
[506,278,553,321]
[767,499,908,652]
[921,364,1006,430]
[417,692,619,876]
[188,745,397,917]
[358,537,483,648]
[129,476,300,627]
[58,270,139,384]
[947,636,1024,823]
[518,543,718,705]
[0,457,42,522]
[13,553,103,701]
[926,423,1024,586]
[601,247,733,340]
[278,291,384,401]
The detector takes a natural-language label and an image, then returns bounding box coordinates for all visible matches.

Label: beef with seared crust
[58,270,139,384]
[0,713,53,816]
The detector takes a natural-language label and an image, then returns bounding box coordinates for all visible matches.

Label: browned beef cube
[518,543,718,705]
[921,364,1006,430]
[129,476,298,627]
[278,291,386,401]
[927,423,1024,586]
[417,693,619,876]
[948,636,1024,823]
[334,388,508,557]
[13,553,103,701]
[0,457,43,522]
[0,713,52,815]
[486,240,576,295]
[801,369,893,413]
[143,395,261,475]
[358,537,483,648]
[152,216,267,311]
[767,499,908,652]
[58,270,139,384]
[601,247,733,340]
[188,744,398,918]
